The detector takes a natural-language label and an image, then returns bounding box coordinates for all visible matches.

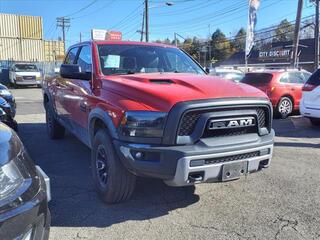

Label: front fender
[88,108,118,148]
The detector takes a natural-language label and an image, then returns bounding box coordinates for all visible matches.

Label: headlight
[120,111,167,138]
[0,108,6,121]
[36,76,42,80]
[0,89,11,97]
[0,161,24,200]
[0,98,10,108]
[0,107,5,115]
[15,76,23,81]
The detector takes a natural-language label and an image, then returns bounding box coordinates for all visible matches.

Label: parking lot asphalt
[11,88,320,240]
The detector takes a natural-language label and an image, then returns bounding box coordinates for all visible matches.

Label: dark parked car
[0,97,17,131]
[0,123,51,240]
[241,69,311,118]
[0,83,16,113]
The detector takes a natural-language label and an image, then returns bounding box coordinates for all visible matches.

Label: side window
[306,69,320,86]
[165,52,195,73]
[280,73,289,83]
[287,72,299,84]
[289,72,304,84]
[65,47,79,64]
[76,46,92,73]
[303,72,311,83]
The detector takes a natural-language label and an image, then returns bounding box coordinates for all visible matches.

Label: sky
[0,0,315,47]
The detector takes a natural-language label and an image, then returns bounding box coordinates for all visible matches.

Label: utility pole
[174,33,177,46]
[145,0,149,42]
[79,32,82,42]
[291,0,303,68]
[174,32,186,47]
[140,10,145,42]
[315,0,320,70]
[56,17,70,53]
[208,24,212,68]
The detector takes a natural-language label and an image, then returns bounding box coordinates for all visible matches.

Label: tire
[13,81,18,89]
[91,129,136,204]
[45,103,65,139]
[276,97,293,119]
[310,117,320,126]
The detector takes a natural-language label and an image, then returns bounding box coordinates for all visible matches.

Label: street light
[144,1,174,42]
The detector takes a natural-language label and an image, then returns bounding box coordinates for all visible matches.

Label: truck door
[66,45,93,144]
[55,46,80,127]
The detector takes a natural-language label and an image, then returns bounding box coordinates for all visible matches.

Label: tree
[232,28,246,51]
[181,38,200,60]
[211,29,233,61]
[273,19,294,42]
[163,38,171,45]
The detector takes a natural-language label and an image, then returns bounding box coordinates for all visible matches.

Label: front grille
[23,76,36,81]
[202,128,253,138]
[178,107,268,137]
[204,151,260,165]
[257,108,266,128]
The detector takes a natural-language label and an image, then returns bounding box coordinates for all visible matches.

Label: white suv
[300,69,320,126]
[9,63,42,88]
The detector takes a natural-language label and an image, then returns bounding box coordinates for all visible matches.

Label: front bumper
[0,166,51,240]
[115,130,275,186]
[15,80,41,86]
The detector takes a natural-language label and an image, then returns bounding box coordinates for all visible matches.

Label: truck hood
[101,73,268,112]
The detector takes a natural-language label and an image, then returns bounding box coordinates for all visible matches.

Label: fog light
[135,152,143,159]
[259,149,270,156]
[190,159,205,167]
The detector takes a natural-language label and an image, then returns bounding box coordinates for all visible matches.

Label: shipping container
[44,40,65,62]
[0,14,19,38]
[0,38,20,61]
[19,15,43,40]
[21,39,44,61]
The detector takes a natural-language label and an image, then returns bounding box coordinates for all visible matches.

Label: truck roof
[74,40,177,49]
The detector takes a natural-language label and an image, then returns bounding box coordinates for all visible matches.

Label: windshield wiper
[110,70,136,75]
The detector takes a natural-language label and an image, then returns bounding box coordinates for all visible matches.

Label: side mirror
[205,67,211,74]
[60,64,91,80]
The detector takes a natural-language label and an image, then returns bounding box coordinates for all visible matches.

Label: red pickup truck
[43,41,274,203]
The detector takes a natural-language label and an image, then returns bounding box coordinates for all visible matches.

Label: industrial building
[0,13,64,62]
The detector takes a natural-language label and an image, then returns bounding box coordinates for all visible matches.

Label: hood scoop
[149,79,175,84]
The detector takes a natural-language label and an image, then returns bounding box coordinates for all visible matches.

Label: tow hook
[188,172,204,183]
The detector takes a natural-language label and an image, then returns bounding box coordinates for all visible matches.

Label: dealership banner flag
[246,0,260,57]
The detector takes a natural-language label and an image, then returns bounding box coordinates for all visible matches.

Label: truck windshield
[14,64,38,72]
[98,44,205,75]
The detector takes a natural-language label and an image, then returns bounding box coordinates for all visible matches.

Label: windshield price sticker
[104,55,120,68]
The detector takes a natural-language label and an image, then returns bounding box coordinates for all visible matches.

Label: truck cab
[43,40,274,203]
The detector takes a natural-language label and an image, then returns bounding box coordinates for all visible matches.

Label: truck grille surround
[177,106,270,139]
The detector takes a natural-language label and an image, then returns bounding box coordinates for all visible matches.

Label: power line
[152,1,248,28]
[63,0,98,17]
[151,0,285,35]
[71,0,117,19]
[109,3,144,30]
